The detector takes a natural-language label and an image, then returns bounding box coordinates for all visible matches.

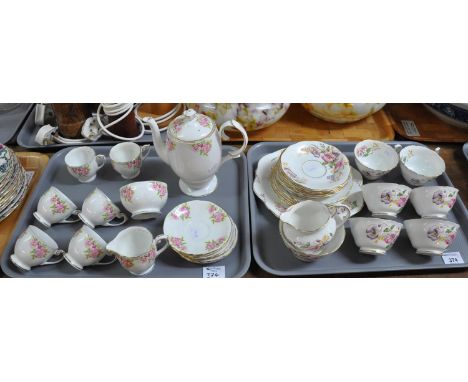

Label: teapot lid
[168,109,215,141]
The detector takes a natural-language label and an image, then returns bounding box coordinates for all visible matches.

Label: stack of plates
[0,144,28,223]
[163,200,238,264]
[254,142,364,218]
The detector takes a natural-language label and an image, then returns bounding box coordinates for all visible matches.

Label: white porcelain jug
[146,109,248,196]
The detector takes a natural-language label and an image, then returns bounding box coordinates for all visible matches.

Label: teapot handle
[219,120,249,165]
[328,204,351,228]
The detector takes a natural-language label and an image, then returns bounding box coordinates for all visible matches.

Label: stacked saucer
[0,144,29,223]
[254,142,364,217]
[163,200,237,264]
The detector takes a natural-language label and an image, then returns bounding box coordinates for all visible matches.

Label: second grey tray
[1,146,250,277]
[0,104,34,144]
[16,108,155,150]
[248,141,468,276]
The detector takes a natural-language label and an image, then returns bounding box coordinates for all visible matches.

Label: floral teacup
[78,188,128,228]
[10,225,64,271]
[106,226,169,276]
[410,186,458,219]
[65,146,106,183]
[354,140,400,180]
[110,142,151,179]
[120,181,168,220]
[399,145,445,186]
[64,225,115,270]
[404,219,459,255]
[362,183,411,218]
[33,186,80,228]
[349,217,402,255]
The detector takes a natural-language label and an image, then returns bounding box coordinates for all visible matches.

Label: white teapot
[146,109,248,196]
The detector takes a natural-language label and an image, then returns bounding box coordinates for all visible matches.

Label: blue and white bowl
[424,103,468,129]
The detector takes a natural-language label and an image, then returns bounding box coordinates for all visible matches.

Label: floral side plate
[280,141,351,190]
[163,200,232,255]
[253,149,363,218]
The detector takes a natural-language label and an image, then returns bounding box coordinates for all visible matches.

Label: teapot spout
[144,117,169,164]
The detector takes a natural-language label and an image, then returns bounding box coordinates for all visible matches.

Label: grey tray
[248,141,468,276]
[0,104,34,144]
[16,107,155,150]
[1,146,250,277]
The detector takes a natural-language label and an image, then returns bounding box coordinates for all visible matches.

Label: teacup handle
[219,120,248,165]
[434,147,441,155]
[329,204,351,228]
[141,144,151,161]
[42,250,66,266]
[59,209,81,224]
[153,234,169,255]
[92,254,117,266]
[104,212,128,227]
[394,144,403,153]
[96,154,106,170]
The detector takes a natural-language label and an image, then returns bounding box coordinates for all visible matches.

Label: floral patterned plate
[163,200,233,256]
[253,150,363,218]
[280,141,350,190]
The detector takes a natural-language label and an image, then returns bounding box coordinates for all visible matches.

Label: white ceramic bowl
[349,217,402,255]
[410,186,458,219]
[404,219,459,255]
[354,140,399,180]
[302,103,385,123]
[120,181,168,220]
[399,145,445,186]
[362,183,411,218]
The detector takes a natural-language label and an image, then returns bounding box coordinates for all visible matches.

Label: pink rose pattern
[432,190,457,209]
[299,143,347,181]
[121,185,134,203]
[294,232,332,252]
[126,158,141,169]
[356,143,380,158]
[172,118,183,133]
[50,194,69,215]
[116,246,157,270]
[152,182,167,198]
[71,165,90,177]
[102,203,117,222]
[117,256,134,269]
[426,225,457,246]
[196,114,211,128]
[170,236,187,251]
[205,237,226,251]
[84,236,104,259]
[30,238,49,259]
[171,203,191,220]
[166,138,176,152]
[365,223,401,249]
[208,204,227,224]
[191,140,212,156]
[380,189,409,208]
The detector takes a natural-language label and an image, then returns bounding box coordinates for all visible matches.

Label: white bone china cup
[349,217,402,255]
[410,186,458,219]
[361,183,411,218]
[64,225,115,270]
[399,145,445,186]
[78,188,128,228]
[120,181,168,220]
[106,226,169,276]
[65,146,106,183]
[110,142,150,179]
[33,186,80,228]
[10,225,65,271]
[404,219,459,255]
[354,140,400,180]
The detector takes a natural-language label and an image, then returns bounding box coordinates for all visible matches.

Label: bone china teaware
[78,188,128,228]
[110,142,151,179]
[147,108,248,196]
[349,217,402,255]
[410,186,459,219]
[65,146,106,183]
[404,219,459,255]
[361,183,411,218]
[354,140,400,180]
[10,225,64,271]
[33,186,80,228]
[106,226,169,276]
[64,225,115,270]
[301,103,385,123]
[279,200,350,257]
[399,145,445,186]
[120,181,168,220]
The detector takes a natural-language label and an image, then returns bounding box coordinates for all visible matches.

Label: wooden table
[3,140,467,278]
